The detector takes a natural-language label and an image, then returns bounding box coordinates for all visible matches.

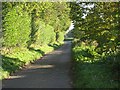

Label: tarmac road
[2,41,72,88]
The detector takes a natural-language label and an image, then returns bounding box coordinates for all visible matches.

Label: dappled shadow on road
[2,62,71,88]
[2,41,72,88]
[3,64,55,79]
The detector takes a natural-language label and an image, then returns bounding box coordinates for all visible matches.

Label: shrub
[72,41,100,63]
[1,2,71,80]
[56,32,65,44]
[31,18,56,46]
[2,5,31,47]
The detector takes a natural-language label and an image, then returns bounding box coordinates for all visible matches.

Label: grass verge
[72,41,119,88]
[0,42,62,80]
[72,61,119,88]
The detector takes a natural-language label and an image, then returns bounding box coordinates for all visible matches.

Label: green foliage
[70,2,119,53]
[0,67,9,80]
[72,61,119,88]
[72,41,119,88]
[2,2,71,48]
[72,40,100,63]
[5,48,42,64]
[0,44,58,80]
[3,5,31,47]
[31,20,56,46]
[1,2,71,80]
[104,52,120,79]
[56,32,65,43]
[29,2,71,47]
[41,2,71,32]
[70,2,120,88]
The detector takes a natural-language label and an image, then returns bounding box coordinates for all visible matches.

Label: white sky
[66,4,94,31]
[69,22,74,30]
[65,21,74,34]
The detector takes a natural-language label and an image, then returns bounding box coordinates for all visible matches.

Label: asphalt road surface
[2,41,72,88]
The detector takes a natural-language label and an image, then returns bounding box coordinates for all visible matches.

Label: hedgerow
[1,2,71,80]
[70,2,120,88]
[3,5,31,47]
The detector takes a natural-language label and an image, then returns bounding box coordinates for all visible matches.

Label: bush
[72,40,119,88]
[72,41,100,63]
[1,2,71,80]
[0,47,43,80]
[31,19,56,46]
[2,5,31,47]
[0,43,63,80]
[104,52,120,81]
[56,32,65,44]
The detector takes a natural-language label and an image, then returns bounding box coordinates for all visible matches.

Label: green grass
[73,61,119,88]
[1,48,42,79]
[72,41,119,88]
[1,42,62,80]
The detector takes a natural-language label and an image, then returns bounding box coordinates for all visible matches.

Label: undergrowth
[72,40,119,88]
[0,43,62,80]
